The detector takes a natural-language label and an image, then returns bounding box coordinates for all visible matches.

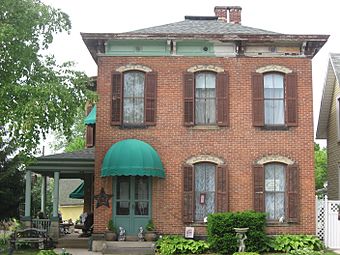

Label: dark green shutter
[287,164,299,223]
[112,72,122,125]
[252,73,264,127]
[183,73,194,126]
[286,73,298,126]
[183,164,194,223]
[145,72,157,125]
[216,164,228,212]
[216,73,229,127]
[253,164,265,212]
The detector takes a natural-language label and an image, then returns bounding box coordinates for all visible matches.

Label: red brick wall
[93,56,315,235]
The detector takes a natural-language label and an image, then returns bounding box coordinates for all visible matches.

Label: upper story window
[195,72,216,125]
[264,73,285,125]
[111,67,157,127]
[184,67,229,127]
[123,72,145,125]
[252,66,297,128]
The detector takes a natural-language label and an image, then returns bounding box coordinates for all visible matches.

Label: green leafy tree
[314,143,327,190]
[0,0,94,155]
[31,176,54,218]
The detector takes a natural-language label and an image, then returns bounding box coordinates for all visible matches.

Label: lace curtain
[265,164,285,220]
[195,163,215,221]
[123,72,145,124]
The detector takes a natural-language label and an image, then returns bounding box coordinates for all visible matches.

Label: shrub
[156,235,210,255]
[268,235,325,252]
[207,211,268,254]
[107,219,116,232]
[289,248,324,255]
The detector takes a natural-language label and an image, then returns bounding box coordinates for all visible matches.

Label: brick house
[80,5,329,237]
[316,53,340,199]
[25,5,328,240]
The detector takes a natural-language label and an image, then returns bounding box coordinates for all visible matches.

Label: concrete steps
[101,241,155,255]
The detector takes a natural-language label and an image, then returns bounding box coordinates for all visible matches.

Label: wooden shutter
[252,73,264,127]
[86,125,94,148]
[216,72,229,127]
[253,164,265,212]
[111,72,122,125]
[183,164,194,223]
[145,72,157,125]
[286,73,298,127]
[183,72,194,126]
[216,164,228,212]
[287,164,299,223]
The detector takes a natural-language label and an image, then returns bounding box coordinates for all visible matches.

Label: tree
[0,0,94,155]
[315,143,327,190]
[0,140,25,220]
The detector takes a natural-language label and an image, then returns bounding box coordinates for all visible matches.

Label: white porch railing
[31,219,51,233]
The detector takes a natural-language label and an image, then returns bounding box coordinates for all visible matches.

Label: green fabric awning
[84,106,96,125]
[69,182,84,199]
[101,139,165,178]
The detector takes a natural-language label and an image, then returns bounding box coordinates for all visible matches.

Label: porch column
[52,172,60,218]
[24,170,32,217]
[41,175,47,214]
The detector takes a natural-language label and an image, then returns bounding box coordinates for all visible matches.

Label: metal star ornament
[94,187,113,208]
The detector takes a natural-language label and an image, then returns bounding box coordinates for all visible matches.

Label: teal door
[113,176,151,235]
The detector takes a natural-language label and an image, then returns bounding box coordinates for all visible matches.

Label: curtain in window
[123,72,145,124]
[264,73,284,125]
[195,73,216,124]
[195,163,215,221]
[265,164,285,220]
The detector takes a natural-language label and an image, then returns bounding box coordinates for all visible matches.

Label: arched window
[264,73,284,125]
[123,71,145,124]
[264,163,285,220]
[183,160,227,223]
[194,163,216,221]
[195,72,216,125]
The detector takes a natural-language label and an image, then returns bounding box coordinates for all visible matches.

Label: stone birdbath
[233,227,249,252]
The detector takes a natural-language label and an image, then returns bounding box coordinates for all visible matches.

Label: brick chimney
[214,6,242,24]
[228,6,242,24]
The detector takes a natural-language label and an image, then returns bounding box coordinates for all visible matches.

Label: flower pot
[105,231,117,241]
[144,231,157,241]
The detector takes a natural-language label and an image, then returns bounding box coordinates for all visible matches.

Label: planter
[105,231,117,241]
[144,231,157,241]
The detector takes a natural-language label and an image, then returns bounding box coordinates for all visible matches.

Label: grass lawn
[12,249,39,255]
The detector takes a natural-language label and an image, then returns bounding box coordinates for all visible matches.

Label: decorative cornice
[116,64,152,73]
[256,155,294,165]
[187,65,224,73]
[256,65,292,74]
[186,155,224,165]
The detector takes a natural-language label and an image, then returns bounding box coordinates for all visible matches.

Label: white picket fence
[316,195,340,249]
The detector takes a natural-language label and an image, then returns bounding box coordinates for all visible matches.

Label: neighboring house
[25,5,328,239]
[59,179,84,222]
[316,53,340,200]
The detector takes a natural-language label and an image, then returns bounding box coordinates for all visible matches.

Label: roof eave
[81,32,329,62]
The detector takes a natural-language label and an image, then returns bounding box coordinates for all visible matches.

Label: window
[111,71,157,126]
[183,71,229,127]
[252,71,297,127]
[265,163,285,220]
[195,73,216,125]
[253,163,299,223]
[183,163,228,223]
[194,163,215,221]
[123,72,145,124]
[264,73,284,125]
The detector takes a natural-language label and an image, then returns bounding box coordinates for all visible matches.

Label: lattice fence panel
[316,197,325,240]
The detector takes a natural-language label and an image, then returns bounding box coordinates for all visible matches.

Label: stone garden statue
[118,227,126,241]
[137,226,145,241]
[236,233,247,252]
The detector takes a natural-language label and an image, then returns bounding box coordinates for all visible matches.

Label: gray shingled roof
[41,147,94,160]
[127,18,280,35]
[316,53,340,139]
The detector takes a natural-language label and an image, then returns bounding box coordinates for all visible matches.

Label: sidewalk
[54,248,102,255]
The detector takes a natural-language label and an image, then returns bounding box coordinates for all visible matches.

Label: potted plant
[105,219,117,241]
[144,220,157,241]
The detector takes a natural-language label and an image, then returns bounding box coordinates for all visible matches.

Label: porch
[24,147,95,240]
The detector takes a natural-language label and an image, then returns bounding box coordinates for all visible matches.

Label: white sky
[41,0,340,151]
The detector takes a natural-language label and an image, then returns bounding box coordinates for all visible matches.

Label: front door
[113,176,151,235]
